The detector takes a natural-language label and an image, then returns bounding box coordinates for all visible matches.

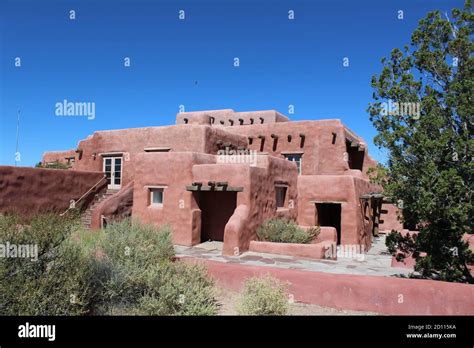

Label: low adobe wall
[297,175,379,250]
[185,258,474,315]
[379,203,404,232]
[91,181,134,229]
[42,149,76,165]
[0,166,106,216]
[249,240,335,260]
[249,226,338,260]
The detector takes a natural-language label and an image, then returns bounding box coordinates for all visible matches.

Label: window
[283,154,302,174]
[149,188,164,206]
[275,186,287,208]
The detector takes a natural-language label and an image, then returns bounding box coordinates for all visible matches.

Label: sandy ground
[216,287,378,316]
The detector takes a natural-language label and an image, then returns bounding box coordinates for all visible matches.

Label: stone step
[81,189,121,229]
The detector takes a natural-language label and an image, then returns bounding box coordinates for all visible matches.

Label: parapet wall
[0,166,106,216]
[42,149,76,165]
[176,109,289,126]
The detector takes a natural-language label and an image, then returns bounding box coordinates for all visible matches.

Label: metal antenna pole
[15,108,20,166]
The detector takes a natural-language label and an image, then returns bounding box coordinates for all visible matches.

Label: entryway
[315,203,342,244]
[195,191,237,242]
[103,156,122,189]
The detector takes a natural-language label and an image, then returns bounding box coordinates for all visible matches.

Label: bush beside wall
[257,218,320,244]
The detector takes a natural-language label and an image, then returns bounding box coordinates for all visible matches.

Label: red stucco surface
[186,258,474,315]
[0,166,106,216]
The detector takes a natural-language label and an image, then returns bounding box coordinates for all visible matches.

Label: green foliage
[0,215,219,315]
[36,161,71,169]
[94,219,219,315]
[386,230,418,262]
[368,1,473,282]
[136,262,219,316]
[257,218,320,244]
[236,275,289,315]
[367,164,389,186]
[0,213,97,315]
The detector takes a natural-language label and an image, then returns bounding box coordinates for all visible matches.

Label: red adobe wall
[132,152,216,246]
[224,119,376,177]
[131,152,298,255]
[0,166,106,216]
[192,155,298,255]
[42,149,76,165]
[297,175,379,249]
[176,109,289,126]
[44,125,247,187]
[379,203,404,232]
[189,258,474,315]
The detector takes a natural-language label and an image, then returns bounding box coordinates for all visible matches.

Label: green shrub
[0,215,219,316]
[257,218,320,244]
[136,262,219,315]
[236,275,289,315]
[0,213,97,315]
[36,161,71,169]
[95,219,219,315]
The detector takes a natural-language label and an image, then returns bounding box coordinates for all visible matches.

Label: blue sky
[0,0,464,166]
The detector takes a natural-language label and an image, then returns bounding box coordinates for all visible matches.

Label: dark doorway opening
[195,191,237,242]
[316,203,342,244]
[345,140,364,170]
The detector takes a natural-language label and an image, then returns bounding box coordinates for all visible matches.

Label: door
[316,203,342,244]
[103,157,122,189]
[196,191,237,242]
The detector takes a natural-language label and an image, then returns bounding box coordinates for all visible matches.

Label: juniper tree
[368,1,473,283]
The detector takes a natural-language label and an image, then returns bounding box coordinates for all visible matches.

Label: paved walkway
[174,235,412,277]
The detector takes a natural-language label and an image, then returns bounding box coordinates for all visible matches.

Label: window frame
[283,153,302,174]
[146,186,167,207]
[275,185,288,209]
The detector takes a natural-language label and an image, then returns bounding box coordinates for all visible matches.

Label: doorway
[196,191,237,242]
[316,203,342,244]
[103,156,122,189]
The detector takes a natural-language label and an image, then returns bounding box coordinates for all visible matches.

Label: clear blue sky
[0,0,464,166]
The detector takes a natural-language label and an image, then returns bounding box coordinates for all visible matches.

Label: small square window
[276,186,287,208]
[283,154,302,174]
[150,188,164,206]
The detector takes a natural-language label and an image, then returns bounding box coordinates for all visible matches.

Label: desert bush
[0,215,219,316]
[95,219,219,315]
[236,275,289,315]
[36,161,71,169]
[257,218,320,244]
[136,262,219,315]
[0,213,97,315]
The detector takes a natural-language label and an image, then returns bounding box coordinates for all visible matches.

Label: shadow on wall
[0,166,107,217]
[91,182,134,229]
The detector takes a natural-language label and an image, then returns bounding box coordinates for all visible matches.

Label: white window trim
[146,185,167,207]
[283,153,302,175]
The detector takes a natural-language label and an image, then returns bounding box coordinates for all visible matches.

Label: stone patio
[175,235,412,277]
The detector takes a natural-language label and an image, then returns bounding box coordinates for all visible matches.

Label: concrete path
[174,235,412,277]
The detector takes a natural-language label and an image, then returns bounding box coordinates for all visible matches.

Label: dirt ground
[216,287,378,316]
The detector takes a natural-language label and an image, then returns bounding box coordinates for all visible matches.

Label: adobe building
[42,109,403,256]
